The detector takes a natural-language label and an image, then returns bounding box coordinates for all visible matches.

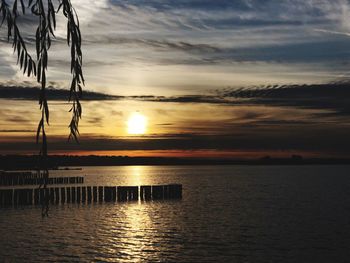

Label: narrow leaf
[36,118,43,143]
[20,0,25,14]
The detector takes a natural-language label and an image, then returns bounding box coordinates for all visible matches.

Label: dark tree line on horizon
[1,155,350,170]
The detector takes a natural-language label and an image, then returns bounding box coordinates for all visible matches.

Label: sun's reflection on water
[130,166,142,184]
[94,166,166,262]
[96,202,166,262]
[118,165,152,187]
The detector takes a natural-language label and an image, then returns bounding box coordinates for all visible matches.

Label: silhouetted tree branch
[0,0,84,216]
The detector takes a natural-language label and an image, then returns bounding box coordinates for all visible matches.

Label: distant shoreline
[1,155,350,170]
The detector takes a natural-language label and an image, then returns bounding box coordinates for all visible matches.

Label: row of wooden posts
[0,184,182,207]
[0,173,84,186]
[0,176,84,186]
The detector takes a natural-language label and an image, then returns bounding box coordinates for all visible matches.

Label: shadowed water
[1,165,350,262]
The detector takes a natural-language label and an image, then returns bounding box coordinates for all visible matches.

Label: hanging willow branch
[0,0,84,216]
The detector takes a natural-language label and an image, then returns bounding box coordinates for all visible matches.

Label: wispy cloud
[2,0,350,93]
[314,28,350,37]
[0,129,35,133]
[0,84,120,101]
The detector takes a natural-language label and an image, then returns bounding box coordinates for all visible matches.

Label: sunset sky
[1,0,350,158]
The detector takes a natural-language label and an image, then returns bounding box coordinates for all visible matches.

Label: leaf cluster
[0,0,84,157]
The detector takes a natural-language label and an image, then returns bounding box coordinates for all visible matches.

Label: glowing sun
[127,112,147,135]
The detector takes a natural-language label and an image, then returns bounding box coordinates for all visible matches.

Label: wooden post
[104,187,111,202]
[0,190,3,206]
[55,188,59,204]
[45,188,49,206]
[66,187,71,203]
[87,186,92,203]
[98,186,103,202]
[61,187,66,204]
[152,185,164,200]
[20,189,27,205]
[117,186,127,202]
[50,188,55,204]
[93,186,97,202]
[163,185,169,199]
[39,188,44,204]
[6,189,13,206]
[128,186,138,201]
[77,187,81,203]
[112,187,116,202]
[81,187,86,203]
[13,189,19,206]
[140,186,152,201]
[27,189,33,205]
[71,187,76,203]
[34,188,40,205]
[20,189,26,205]
[23,189,29,205]
[3,189,13,206]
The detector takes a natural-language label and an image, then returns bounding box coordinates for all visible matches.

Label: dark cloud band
[1,82,350,117]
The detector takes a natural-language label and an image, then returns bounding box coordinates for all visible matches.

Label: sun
[127,112,147,135]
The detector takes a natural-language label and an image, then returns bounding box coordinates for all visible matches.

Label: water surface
[1,165,350,262]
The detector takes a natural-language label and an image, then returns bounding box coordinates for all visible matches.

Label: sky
[1,0,350,158]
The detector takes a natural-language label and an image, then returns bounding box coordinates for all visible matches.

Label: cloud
[218,82,350,116]
[314,28,350,37]
[0,83,120,101]
[2,0,350,92]
[85,117,104,125]
[119,82,350,119]
[2,81,350,118]
[85,37,221,53]
[156,123,173,126]
[5,116,31,123]
[0,129,35,133]
[111,110,123,116]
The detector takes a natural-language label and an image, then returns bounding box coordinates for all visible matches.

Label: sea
[0,165,350,262]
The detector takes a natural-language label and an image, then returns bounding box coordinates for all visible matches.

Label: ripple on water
[1,165,350,262]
